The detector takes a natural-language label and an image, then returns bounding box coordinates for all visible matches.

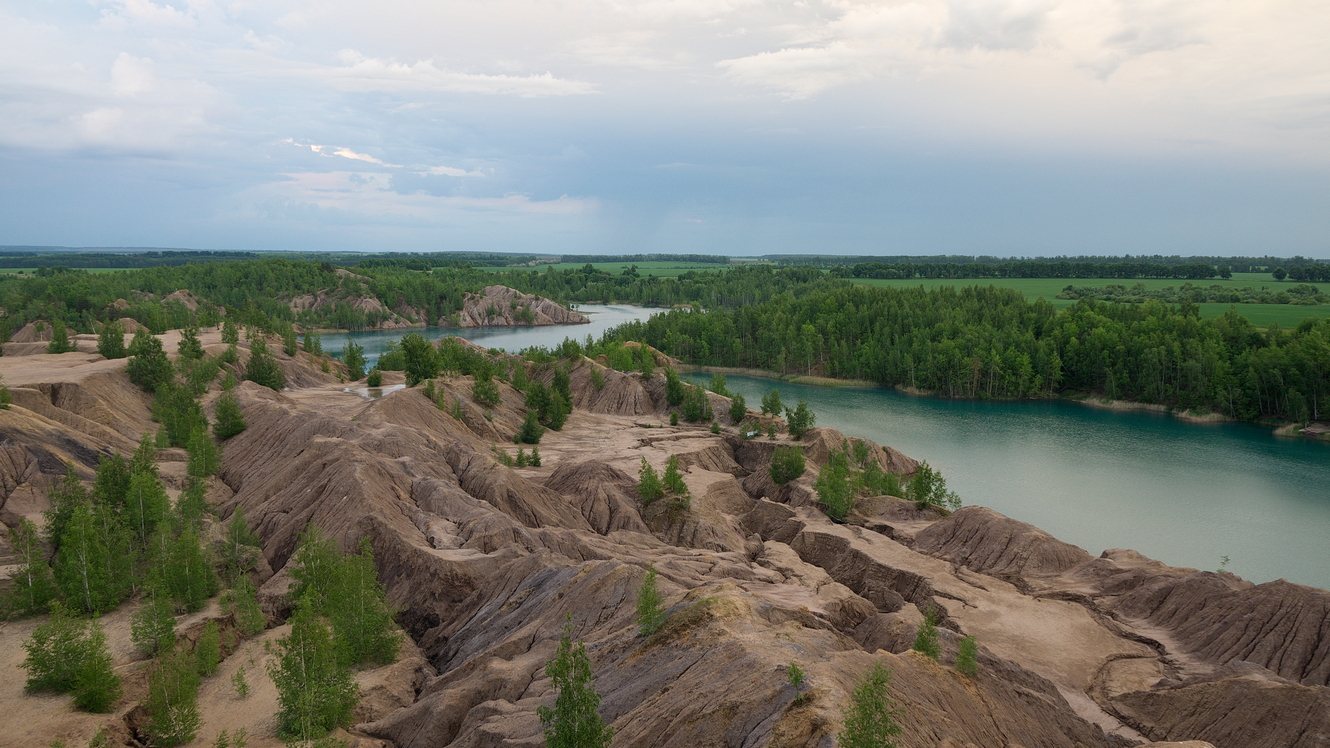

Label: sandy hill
[0,340,1325,747]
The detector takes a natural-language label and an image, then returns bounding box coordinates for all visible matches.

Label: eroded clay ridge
[1,335,1327,748]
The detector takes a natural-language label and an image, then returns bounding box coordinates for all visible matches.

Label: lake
[321,304,660,366]
[686,372,1330,589]
[324,304,1329,588]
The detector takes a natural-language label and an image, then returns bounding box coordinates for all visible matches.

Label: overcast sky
[1,1,1327,257]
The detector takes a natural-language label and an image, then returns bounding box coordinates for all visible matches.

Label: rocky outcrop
[543,460,649,535]
[453,285,588,327]
[6,320,51,343]
[289,290,419,329]
[1113,670,1330,748]
[914,506,1093,579]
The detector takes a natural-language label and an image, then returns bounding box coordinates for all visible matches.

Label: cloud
[317,50,597,97]
[251,171,596,220]
[421,165,487,178]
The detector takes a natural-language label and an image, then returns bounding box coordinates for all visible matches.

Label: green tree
[955,635,978,677]
[913,610,940,661]
[144,648,202,746]
[728,393,747,424]
[537,622,614,748]
[221,319,239,345]
[282,328,299,357]
[785,400,815,439]
[329,539,399,668]
[517,409,545,444]
[908,462,961,511]
[221,506,261,580]
[45,465,90,549]
[72,619,120,713]
[124,465,170,548]
[815,451,853,522]
[638,458,663,505]
[127,330,173,393]
[178,326,204,360]
[243,336,285,390]
[290,527,341,611]
[23,605,122,712]
[96,320,126,359]
[761,389,783,416]
[93,453,131,508]
[1274,267,1288,281]
[635,567,665,636]
[47,319,75,353]
[662,455,687,495]
[681,385,712,422]
[213,392,247,439]
[839,663,901,748]
[269,601,358,741]
[131,580,176,656]
[162,524,219,612]
[472,370,500,407]
[303,329,323,355]
[0,377,10,409]
[342,341,366,380]
[709,372,729,396]
[664,368,686,406]
[530,446,542,466]
[400,333,439,385]
[55,501,131,614]
[769,446,806,485]
[187,426,221,479]
[196,620,222,676]
[222,575,266,637]
[2,518,57,617]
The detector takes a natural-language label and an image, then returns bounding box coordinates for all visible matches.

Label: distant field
[474,260,734,277]
[848,273,1330,326]
[0,267,126,274]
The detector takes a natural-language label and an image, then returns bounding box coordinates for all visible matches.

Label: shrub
[908,462,961,511]
[761,389,783,416]
[366,367,383,387]
[269,602,358,741]
[96,320,126,359]
[769,446,805,485]
[303,330,323,355]
[709,372,729,396]
[0,378,10,409]
[47,320,75,353]
[815,451,853,522]
[400,333,439,385]
[517,410,545,444]
[728,393,746,424]
[913,609,940,661]
[213,392,247,439]
[178,327,204,360]
[222,575,266,637]
[243,336,285,390]
[786,662,806,691]
[221,319,239,345]
[187,426,221,479]
[681,385,712,423]
[282,328,298,357]
[342,341,366,380]
[537,622,614,748]
[329,539,400,668]
[22,606,121,713]
[472,370,500,406]
[196,620,222,676]
[955,635,978,677]
[131,582,176,656]
[662,455,687,495]
[127,330,174,392]
[664,368,686,406]
[839,663,902,748]
[636,567,665,636]
[785,400,815,439]
[2,518,56,617]
[638,458,663,505]
[145,648,202,746]
[530,446,542,466]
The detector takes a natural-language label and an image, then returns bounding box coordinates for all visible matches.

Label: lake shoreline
[681,362,1324,442]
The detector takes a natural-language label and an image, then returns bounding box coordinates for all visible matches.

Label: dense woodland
[2,255,1327,425]
[601,284,1330,424]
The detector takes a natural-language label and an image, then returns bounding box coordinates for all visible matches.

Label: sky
[0,1,1327,257]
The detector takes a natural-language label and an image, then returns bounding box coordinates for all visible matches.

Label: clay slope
[454,285,589,327]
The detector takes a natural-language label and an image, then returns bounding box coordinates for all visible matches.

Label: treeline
[1059,283,1329,305]
[601,284,1330,423]
[838,260,1230,280]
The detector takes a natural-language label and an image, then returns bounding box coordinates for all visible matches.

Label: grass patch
[848,273,1330,327]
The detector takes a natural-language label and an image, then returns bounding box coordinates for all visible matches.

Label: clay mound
[1112,671,1330,748]
[674,440,744,474]
[163,289,200,310]
[289,290,416,329]
[454,285,588,327]
[1111,573,1330,687]
[543,460,649,535]
[564,358,654,416]
[804,428,918,475]
[113,317,150,334]
[913,506,1093,578]
[7,321,51,343]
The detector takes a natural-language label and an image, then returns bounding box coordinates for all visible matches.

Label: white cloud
[421,165,487,178]
[318,50,596,97]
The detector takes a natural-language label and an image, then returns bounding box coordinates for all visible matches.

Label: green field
[474,260,736,277]
[848,272,1330,327]
[0,267,127,274]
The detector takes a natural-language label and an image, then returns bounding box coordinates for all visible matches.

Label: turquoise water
[318,304,1328,588]
[321,304,659,366]
[687,373,1330,589]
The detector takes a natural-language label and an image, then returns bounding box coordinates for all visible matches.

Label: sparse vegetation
[537,622,614,748]
[636,567,665,636]
[839,663,902,748]
[913,609,940,661]
[769,446,806,485]
[956,635,979,677]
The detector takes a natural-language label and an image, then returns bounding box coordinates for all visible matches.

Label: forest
[599,284,1330,424]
